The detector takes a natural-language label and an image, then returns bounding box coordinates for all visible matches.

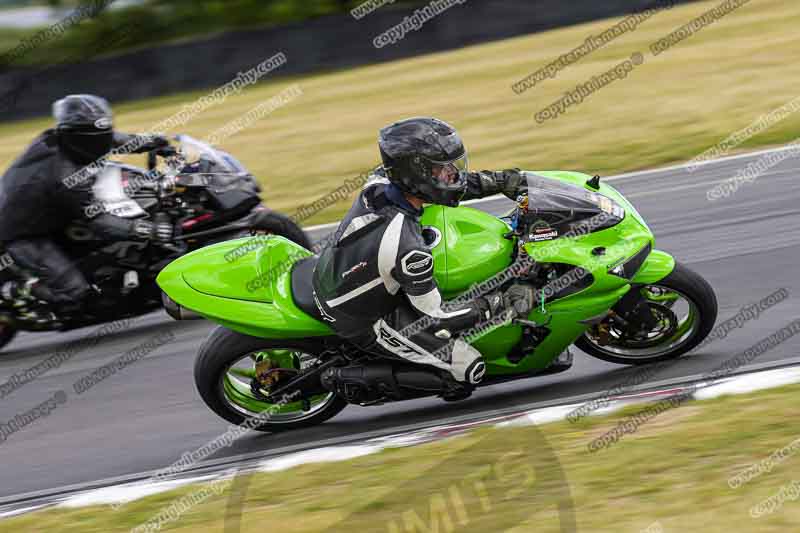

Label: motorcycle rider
[313,117,532,399]
[0,94,175,313]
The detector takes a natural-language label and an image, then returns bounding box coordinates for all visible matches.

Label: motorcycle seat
[290,256,324,322]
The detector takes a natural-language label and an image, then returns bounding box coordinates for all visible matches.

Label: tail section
[157,236,333,338]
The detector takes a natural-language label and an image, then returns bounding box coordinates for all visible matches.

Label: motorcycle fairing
[92,164,147,218]
[156,236,333,338]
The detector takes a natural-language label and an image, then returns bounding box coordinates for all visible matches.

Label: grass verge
[4,382,799,532]
[1,0,799,225]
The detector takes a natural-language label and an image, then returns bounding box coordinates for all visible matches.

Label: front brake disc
[618,303,678,349]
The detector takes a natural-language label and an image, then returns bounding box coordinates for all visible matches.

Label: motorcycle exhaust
[394,367,449,395]
[161,292,203,321]
[321,363,448,404]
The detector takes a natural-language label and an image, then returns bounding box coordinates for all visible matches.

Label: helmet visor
[430,154,468,188]
[59,128,114,164]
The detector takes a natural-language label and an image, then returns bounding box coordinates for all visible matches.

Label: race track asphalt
[1,148,798,500]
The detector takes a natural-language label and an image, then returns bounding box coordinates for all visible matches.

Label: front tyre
[251,211,312,250]
[195,326,347,431]
[576,261,717,365]
[0,323,17,354]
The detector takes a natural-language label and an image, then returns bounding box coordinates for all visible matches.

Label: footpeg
[513,318,542,328]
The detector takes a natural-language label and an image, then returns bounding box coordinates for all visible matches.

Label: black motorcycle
[0,135,310,352]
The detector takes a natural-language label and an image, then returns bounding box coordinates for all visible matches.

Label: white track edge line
[3,363,798,516]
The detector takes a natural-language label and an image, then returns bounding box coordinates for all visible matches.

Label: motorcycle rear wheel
[195,326,346,431]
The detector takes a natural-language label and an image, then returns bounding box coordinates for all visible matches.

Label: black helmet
[53,94,114,165]
[379,117,469,207]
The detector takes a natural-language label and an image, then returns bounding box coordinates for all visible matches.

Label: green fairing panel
[539,172,674,287]
[419,205,449,289]
[521,171,656,290]
[421,205,515,297]
[631,249,675,284]
[475,285,631,375]
[157,236,314,304]
[156,236,333,338]
[464,170,667,372]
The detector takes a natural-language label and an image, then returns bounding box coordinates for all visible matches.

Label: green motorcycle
[157,171,717,431]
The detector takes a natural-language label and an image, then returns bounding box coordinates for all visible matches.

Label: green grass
[4,382,799,532]
[0,27,35,54]
[2,0,799,225]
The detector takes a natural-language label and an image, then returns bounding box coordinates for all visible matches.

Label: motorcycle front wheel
[250,210,313,250]
[575,261,717,365]
[0,322,17,354]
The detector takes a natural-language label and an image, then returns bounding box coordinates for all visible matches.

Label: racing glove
[489,168,526,200]
[467,168,527,201]
[477,283,536,320]
[115,133,176,156]
[139,134,177,157]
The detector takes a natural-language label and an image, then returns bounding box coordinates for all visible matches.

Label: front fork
[607,249,677,335]
[613,286,659,329]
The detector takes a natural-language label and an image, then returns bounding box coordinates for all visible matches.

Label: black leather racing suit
[312,169,515,381]
[0,130,152,305]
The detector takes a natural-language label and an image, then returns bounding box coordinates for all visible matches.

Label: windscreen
[519,172,625,234]
[176,135,249,174]
[524,173,623,215]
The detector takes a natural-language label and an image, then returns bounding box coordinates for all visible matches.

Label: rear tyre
[251,211,312,250]
[576,261,717,365]
[195,326,347,431]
